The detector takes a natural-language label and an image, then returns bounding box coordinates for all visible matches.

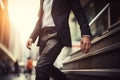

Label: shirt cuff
[82,35,91,37]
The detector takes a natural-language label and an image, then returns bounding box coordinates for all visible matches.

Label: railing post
[108,5,111,28]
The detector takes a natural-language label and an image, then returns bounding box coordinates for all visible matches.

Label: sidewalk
[0,73,35,80]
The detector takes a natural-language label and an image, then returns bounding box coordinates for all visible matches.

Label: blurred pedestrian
[26,57,33,75]
[14,59,20,77]
[26,57,33,80]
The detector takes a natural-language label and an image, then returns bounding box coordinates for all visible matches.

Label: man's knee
[36,63,52,72]
[35,64,52,77]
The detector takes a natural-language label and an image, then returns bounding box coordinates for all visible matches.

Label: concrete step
[62,69,120,80]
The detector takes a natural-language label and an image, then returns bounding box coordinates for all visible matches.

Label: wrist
[82,35,91,38]
[29,38,33,42]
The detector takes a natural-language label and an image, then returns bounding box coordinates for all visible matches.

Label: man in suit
[26,0,92,80]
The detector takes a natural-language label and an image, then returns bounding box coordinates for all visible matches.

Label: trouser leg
[50,65,69,80]
[35,39,63,80]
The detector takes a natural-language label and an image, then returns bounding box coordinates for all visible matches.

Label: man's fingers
[80,36,91,53]
[88,42,91,50]
[80,41,84,52]
[80,41,83,48]
[81,42,86,52]
[84,42,91,53]
[26,39,33,50]
[81,41,91,53]
[27,44,31,50]
[26,42,31,50]
[28,46,31,50]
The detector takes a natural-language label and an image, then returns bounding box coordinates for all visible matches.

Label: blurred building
[0,0,22,74]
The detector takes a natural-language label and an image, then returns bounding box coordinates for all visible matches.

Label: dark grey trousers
[35,27,69,80]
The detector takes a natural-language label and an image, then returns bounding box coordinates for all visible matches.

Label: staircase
[62,3,120,80]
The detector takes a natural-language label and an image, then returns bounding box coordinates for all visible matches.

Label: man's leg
[50,65,69,80]
[35,39,63,80]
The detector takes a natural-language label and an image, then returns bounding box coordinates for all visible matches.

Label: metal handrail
[89,3,110,26]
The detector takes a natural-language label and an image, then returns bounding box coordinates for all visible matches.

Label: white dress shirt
[42,0,55,28]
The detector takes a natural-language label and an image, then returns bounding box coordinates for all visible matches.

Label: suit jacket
[30,0,91,47]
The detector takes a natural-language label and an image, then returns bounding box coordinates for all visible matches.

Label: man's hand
[26,38,33,50]
[80,36,91,53]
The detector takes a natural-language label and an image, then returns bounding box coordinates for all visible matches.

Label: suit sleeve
[69,0,92,36]
[29,17,42,43]
[29,0,44,43]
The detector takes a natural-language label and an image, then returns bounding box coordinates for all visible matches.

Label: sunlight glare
[8,0,40,44]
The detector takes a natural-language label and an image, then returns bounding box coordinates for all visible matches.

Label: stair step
[62,69,120,80]
[62,69,120,77]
